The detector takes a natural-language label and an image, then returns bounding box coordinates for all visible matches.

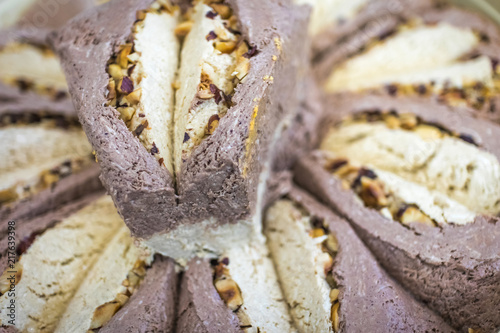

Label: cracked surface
[265,200,333,332]
[321,119,500,216]
[0,196,122,332]
[294,0,369,36]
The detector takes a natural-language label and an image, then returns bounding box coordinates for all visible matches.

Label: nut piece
[117,44,133,68]
[399,113,418,130]
[115,293,129,306]
[108,64,124,81]
[329,289,340,302]
[124,88,142,106]
[309,228,325,238]
[175,21,193,37]
[0,189,18,204]
[117,107,135,122]
[414,124,443,140]
[331,302,340,332]
[89,301,121,329]
[214,278,243,311]
[210,3,232,19]
[399,205,434,227]
[358,177,388,208]
[206,114,220,135]
[323,234,339,253]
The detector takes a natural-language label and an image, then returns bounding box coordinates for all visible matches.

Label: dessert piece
[320,4,500,121]
[294,93,500,332]
[51,0,310,260]
[177,240,295,333]
[0,0,95,30]
[0,195,177,333]
[265,187,454,333]
[0,29,73,116]
[297,0,433,61]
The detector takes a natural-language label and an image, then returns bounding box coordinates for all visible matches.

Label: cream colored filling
[0,125,91,190]
[129,10,180,175]
[294,0,369,36]
[0,0,36,29]
[325,23,489,92]
[174,2,238,175]
[223,241,296,333]
[55,226,149,333]
[321,122,500,216]
[0,197,123,332]
[0,43,67,91]
[265,200,333,333]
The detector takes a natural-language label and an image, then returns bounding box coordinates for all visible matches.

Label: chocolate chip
[385,84,397,96]
[326,159,348,172]
[183,132,190,143]
[206,30,217,41]
[210,84,222,104]
[416,84,427,95]
[221,257,229,265]
[206,10,217,19]
[120,77,134,94]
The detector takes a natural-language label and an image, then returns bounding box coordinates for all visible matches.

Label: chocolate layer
[50,0,310,239]
[99,255,178,333]
[177,258,240,333]
[293,93,500,332]
[278,186,455,332]
[0,162,102,226]
[0,29,74,118]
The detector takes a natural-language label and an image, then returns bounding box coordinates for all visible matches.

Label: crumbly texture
[265,188,455,333]
[265,200,332,332]
[55,225,149,333]
[294,0,369,36]
[222,241,295,333]
[0,196,123,332]
[321,122,500,216]
[99,255,178,333]
[51,0,310,242]
[128,9,179,175]
[293,93,500,332]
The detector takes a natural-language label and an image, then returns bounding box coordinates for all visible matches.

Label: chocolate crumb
[206,31,217,41]
[183,132,190,143]
[385,84,397,96]
[459,133,478,146]
[120,77,134,94]
[326,159,348,172]
[158,158,164,165]
[210,84,222,104]
[134,120,148,136]
[416,84,427,95]
[221,257,229,265]
[139,113,145,117]
[128,65,136,76]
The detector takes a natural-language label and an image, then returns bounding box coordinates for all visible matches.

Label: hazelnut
[214,41,237,54]
[211,4,232,19]
[108,64,124,81]
[175,21,193,37]
[117,44,133,69]
[107,78,117,101]
[414,124,443,140]
[309,228,325,238]
[117,107,136,122]
[399,205,434,227]
[358,177,388,208]
[89,301,121,329]
[117,77,134,94]
[234,57,250,81]
[399,113,418,130]
[124,88,142,105]
[331,302,340,332]
[214,278,243,311]
[115,293,129,306]
[323,234,339,253]
[384,114,400,129]
[329,289,340,303]
[206,114,220,135]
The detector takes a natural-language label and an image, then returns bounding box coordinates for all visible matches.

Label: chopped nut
[0,189,18,204]
[214,278,243,311]
[331,302,340,332]
[108,64,124,81]
[117,77,134,94]
[136,10,147,20]
[107,78,117,101]
[398,205,434,227]
[384,114,400,129]
[206,114,220,135]
[197,88,214,99]
[0,262,22,295]
[329,289,340,302]
[234,57,250,81]
[215,41,237,54]
[175,21,193,37]
[414,124,443,140]
[399,113,418,130]
[90,301,121,329]
[117,107,136,122]
[358,177,388,208]
[309,228,325,238]
[115,293,129,306]
[117,43,133,68]
[324,234,339,253]
[124,88,142,105]
[206,30,218,41]
[325,158,348,173]
[210,3,232,19]
[323,253,334,276]
[41,172,59,187]
[127,52,140,64]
